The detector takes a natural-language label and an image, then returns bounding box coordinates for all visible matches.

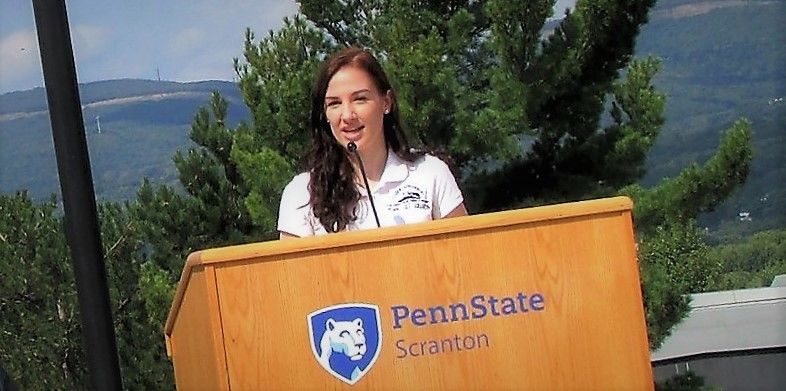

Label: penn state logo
[307,303,382,385]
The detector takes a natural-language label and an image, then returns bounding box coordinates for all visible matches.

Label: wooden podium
[165,197,653,390]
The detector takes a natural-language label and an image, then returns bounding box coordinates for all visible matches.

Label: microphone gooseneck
[347,141,381,228]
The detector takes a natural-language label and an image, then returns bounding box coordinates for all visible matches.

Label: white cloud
[164,40,239,83]
[0,24,112,93]
[71,24,109,58]
[0,1,299,93]
[192,0,299,35]
[169,28,206,56]
[0,29,42,93]
[158,1,299,83]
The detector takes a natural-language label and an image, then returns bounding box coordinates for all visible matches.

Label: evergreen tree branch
[624,119,753,233]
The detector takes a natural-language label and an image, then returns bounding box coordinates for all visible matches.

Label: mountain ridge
[0,79,241,115]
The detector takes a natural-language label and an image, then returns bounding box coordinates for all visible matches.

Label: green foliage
[466,0,665,208]
[99,202,174,389]
[708,229,786,290]
[123,69,284,390]
[624,118,752,348]
[638,0,786,234]
[231,143,294,231]
[638,252,690,350]
[604,57,665,187]
[624,119,753,233]
[636,216,727,349]
[129,95,262,334]
[230,16,332,229]
[0,193,82,389]
[0,193,173,389]
[640,221,721,294]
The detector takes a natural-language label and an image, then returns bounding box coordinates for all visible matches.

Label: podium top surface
[191,196,632,267]
[165,196,633,337]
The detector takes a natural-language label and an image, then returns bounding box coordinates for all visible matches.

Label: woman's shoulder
[282,172,311,193]
[411,153,452,173]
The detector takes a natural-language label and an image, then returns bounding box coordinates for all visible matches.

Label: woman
[278,47,467,238]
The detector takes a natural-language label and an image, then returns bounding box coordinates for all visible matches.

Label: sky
[0,0,576,94]
[0,0,299,94]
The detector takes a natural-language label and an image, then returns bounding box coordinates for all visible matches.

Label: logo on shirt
[308,303,382,385]
[388,185,429,212]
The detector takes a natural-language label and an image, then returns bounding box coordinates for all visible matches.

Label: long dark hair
[305,47,419,232]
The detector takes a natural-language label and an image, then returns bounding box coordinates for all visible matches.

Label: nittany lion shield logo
[307,303,382,385]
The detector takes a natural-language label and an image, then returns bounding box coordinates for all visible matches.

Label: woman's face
[324,66,391,157]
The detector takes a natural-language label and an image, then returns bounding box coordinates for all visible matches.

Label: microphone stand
[347,141,381,228]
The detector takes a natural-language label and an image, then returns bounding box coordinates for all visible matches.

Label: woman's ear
[384,90,393,113]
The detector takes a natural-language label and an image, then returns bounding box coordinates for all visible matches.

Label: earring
[384,108,390,114]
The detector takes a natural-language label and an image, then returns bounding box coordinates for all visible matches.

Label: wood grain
[168,265,230,390]
[166,196,653,390]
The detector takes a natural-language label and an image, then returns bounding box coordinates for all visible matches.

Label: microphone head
[347,141,358,153]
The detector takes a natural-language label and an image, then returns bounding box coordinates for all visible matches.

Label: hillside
[0,0,783,237]
[636,0,786,237]
[0,79,241,116]
[0,79,249,201]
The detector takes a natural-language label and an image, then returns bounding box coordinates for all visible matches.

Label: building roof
[651,276,786,363]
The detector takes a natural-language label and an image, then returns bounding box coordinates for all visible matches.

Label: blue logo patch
[308,303,382,385]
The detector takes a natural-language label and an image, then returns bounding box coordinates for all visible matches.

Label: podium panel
[166,197,653,390]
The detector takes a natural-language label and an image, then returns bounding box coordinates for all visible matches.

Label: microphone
[347,141,381,228]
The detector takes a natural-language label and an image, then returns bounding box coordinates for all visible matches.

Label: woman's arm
[279,231,300,240]
[444,203,468,218]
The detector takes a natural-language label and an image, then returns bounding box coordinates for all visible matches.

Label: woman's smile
[342,125,364,141]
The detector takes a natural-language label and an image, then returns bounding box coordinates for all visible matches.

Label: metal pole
[31,1,122,389]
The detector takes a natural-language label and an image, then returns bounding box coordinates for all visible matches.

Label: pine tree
[0,193,172,389]
[0,193,82,389]
[129,93,268,381]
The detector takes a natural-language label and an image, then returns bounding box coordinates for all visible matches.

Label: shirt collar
[356,149,410,195]
[378,150,410,184]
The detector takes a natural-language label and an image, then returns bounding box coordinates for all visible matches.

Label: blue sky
[0,0,299,94]
[0,0,575,94]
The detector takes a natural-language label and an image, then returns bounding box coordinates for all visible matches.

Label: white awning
[651,279,786,363]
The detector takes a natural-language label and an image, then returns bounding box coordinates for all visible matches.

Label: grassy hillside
[637,0,786,238]
[0,79,241,115]
[0,80,249,202]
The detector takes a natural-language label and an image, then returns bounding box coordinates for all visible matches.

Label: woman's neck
[352,148,388,189]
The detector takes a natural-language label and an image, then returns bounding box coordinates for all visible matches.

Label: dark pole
[31,1,123,389]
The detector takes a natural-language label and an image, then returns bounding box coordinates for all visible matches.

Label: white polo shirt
[277,152,464,237]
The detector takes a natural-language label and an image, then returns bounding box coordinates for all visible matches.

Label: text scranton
[396,333,490,358]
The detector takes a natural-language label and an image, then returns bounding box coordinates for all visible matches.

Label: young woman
[278,47,467,238]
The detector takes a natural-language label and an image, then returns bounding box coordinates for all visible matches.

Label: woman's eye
[355,96,368,102]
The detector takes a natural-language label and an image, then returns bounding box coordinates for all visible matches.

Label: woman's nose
[341,105,357,122]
